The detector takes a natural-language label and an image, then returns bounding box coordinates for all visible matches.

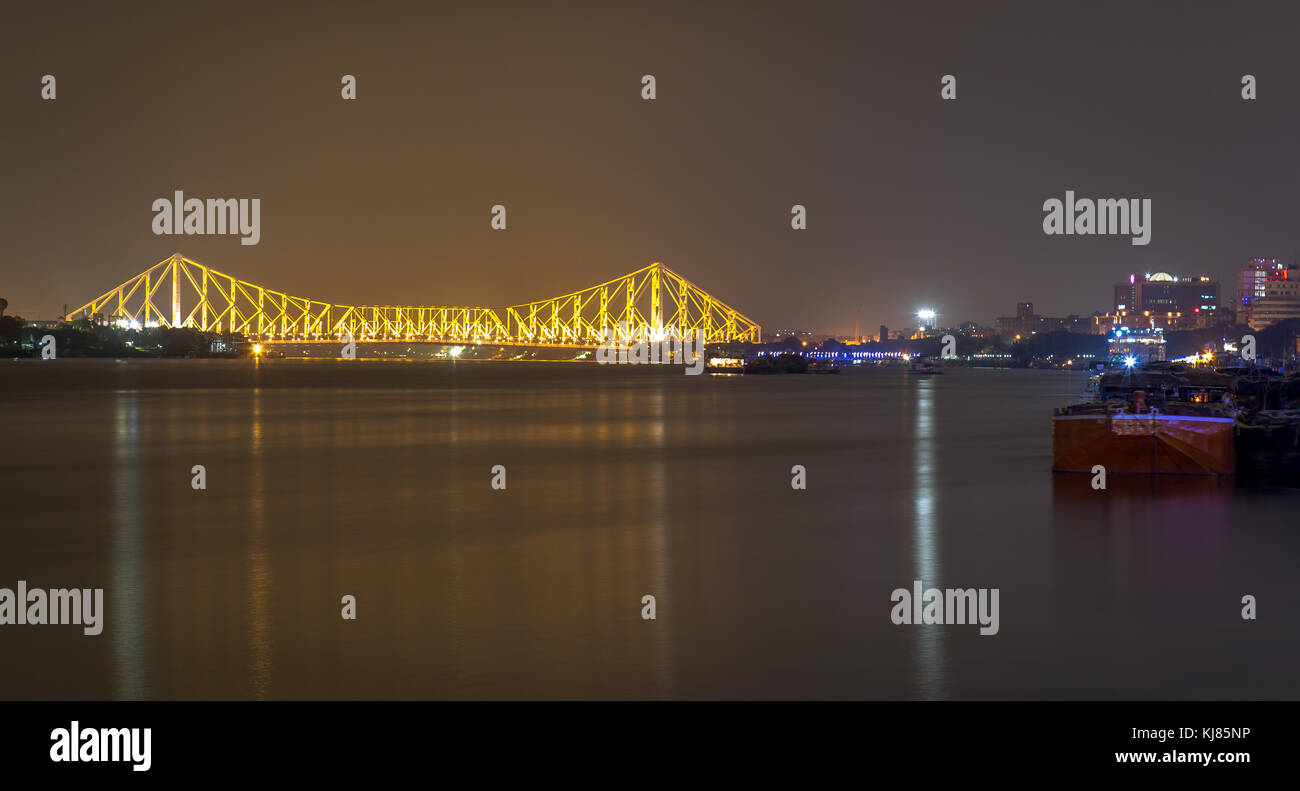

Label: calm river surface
[1,359,1297,699]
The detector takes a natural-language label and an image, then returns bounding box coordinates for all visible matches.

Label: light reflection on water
[249,387,271,699]
[0,360,1297,700]
[911,378,947,700]
[648,382,674,698]
[112,391,146,700]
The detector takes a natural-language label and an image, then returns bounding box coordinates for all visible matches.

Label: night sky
[4,1,1300,333]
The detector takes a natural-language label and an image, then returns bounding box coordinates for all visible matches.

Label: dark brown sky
[4,0,1300,332]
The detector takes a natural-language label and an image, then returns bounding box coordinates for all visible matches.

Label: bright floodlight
[917,309,936,320]
[1124,355,1137,368]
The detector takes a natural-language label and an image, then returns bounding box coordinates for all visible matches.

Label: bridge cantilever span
[65,254,761,346]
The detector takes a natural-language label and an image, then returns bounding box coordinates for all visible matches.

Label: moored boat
[808,359,842,374]
[1236,409,1300,479]
[1052,363,1237,476]
[905,358,943,375]
[1231,373,1300,480]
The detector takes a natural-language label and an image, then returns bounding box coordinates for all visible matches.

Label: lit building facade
[1113,272,1219,314]
[1091,307,1231,335]
[1238,259,1299,330]
[1249,275,1300,330]
[1109,326,1166,364]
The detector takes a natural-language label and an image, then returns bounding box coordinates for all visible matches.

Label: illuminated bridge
[66,254,761,346]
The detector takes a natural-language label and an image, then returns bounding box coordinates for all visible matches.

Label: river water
[1,359,1297,699]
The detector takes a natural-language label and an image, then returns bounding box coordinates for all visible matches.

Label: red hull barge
[1052,411,1236,475]
[1053,362,1239,476]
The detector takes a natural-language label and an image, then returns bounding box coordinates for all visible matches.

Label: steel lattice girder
[66,254,761,346]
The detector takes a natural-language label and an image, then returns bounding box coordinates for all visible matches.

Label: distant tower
[855,311,861,344]
[879,324,889,342]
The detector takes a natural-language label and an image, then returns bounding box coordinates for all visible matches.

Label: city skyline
[779,262,1281,338]
[13,245,1291,341]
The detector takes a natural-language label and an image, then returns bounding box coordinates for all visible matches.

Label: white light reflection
[912,378,948,699]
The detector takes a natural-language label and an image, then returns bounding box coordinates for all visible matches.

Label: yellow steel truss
[66,254,761,346]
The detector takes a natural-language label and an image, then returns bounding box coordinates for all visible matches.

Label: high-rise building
[1249,268,1300,331]
[1114,272,1219,314]
[1238,258,1297,328]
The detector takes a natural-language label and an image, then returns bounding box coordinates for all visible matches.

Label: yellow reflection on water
[249,387,272,698]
